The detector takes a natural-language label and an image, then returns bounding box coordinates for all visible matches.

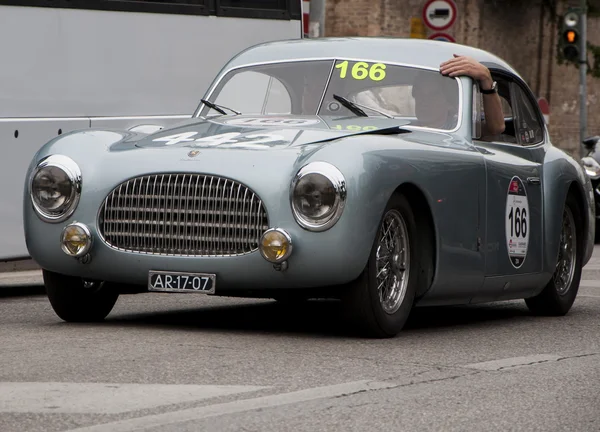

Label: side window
[511,83,545,146]
[472,82,483,139]
[472,75,517,144]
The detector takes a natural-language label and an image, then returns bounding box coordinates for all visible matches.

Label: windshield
[198,59,461,131]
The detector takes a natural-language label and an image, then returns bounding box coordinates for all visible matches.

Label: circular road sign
[422,0,458,31]
[428,32,456,43]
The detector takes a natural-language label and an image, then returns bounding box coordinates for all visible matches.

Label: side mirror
[583,135,600,149]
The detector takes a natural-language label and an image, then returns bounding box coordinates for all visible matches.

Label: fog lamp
[61,222,92,257]
[259,228,292,263]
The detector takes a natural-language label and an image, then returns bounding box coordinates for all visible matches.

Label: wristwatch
[480,81,498,94]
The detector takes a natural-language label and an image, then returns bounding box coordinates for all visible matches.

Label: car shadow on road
[97,297,536,339]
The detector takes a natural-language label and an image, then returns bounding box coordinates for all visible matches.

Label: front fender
[306,133,487,302]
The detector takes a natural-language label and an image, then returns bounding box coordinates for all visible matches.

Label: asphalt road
[1,249,599,432]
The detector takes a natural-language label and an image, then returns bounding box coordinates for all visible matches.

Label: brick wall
[323,0,600,157]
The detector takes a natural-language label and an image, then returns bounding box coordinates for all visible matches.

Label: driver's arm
[440,54,505,136]
[479,77,505,136]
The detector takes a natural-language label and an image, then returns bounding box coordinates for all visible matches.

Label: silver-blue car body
[23,37,595,337]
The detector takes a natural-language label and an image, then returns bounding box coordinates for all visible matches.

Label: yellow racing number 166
[335,61,387,82]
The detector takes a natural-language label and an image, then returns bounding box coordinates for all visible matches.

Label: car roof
[225,37,522,80]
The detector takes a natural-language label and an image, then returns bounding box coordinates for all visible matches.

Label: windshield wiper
[201,99,241,115]
[333,94,367,117]
[333,94,395,119]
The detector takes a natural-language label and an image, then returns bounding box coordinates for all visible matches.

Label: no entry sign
[422,0,458,31]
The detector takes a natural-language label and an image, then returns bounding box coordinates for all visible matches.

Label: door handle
[527,177,541,185]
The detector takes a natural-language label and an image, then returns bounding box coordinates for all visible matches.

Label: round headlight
[259,228,292,263]
[61,222,92,257]
[30,155,81,222]
[291,162,346,231]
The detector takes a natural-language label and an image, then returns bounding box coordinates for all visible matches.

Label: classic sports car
[23,37,595,338]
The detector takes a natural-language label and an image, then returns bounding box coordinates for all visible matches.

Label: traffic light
[560,8,583,62]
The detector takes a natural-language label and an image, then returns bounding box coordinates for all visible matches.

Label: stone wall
[322,0,600,156]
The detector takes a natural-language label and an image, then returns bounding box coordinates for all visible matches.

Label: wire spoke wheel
[524,194,582,317]
[376,209,410,315]
[553,205,577,296]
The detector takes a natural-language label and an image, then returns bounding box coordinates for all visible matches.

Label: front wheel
[343,193,420,338]
[43,269,119,322]
[525,193,582,315]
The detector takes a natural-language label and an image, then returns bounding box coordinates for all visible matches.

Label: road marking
[65,380,397,432]
[463,354,562,371]
[579,294,600,298]
[580,280,600,288]
[0,383,269,414]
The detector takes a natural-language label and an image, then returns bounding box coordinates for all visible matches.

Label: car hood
[126,114,411,152]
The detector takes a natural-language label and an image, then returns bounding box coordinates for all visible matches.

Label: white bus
[0,0,304,262]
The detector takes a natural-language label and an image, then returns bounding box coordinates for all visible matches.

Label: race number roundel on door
[505,176,529,268]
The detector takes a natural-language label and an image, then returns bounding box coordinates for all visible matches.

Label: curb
[0,258,40,273]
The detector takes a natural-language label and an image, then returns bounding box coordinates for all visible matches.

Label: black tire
[525,193,583,316]
[343,193,420,338]
[43,269,119,322]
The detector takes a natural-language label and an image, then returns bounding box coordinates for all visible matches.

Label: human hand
[440,54,493,89]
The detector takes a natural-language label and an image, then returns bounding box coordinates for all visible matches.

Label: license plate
[148,271,216,294]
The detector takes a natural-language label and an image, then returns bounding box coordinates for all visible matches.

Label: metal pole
[309,0,325,37]
[580,0,587,158]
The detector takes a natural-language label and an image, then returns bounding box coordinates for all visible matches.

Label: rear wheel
[43,269,119,322]
[525,193,582,315]
[343,193,419,338]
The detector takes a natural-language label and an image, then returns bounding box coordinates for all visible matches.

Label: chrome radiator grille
[98,174,269,256]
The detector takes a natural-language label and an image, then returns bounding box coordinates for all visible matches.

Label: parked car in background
[581,136,600,241]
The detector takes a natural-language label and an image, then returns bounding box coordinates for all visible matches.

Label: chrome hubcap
[554,206,576,296]
[376,210,410,314]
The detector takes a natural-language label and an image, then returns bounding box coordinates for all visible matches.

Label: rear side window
[511,83,545,146]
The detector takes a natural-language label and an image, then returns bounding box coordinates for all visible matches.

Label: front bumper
[25,203,374,294]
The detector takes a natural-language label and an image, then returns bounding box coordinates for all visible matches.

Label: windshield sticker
[505,176,529,269]
[153,131,286,148]
[335,61,387,82]
[332,125,379,131]
[223,117,321,127]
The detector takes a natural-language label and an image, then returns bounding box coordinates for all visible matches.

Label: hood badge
[188,150,200,157]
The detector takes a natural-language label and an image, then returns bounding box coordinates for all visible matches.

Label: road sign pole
[580,0,587,158]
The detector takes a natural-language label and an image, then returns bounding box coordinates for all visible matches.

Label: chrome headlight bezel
[290,161,347,232]
[29,155,82,223]
[582,156,600,180]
